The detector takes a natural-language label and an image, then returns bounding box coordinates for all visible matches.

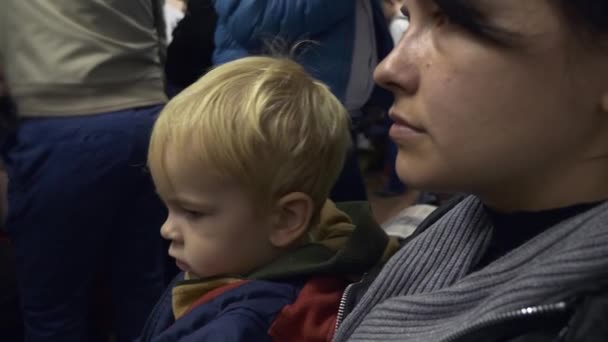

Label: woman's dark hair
[558,0,608,36]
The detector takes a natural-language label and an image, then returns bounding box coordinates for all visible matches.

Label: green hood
[248,201,398,280]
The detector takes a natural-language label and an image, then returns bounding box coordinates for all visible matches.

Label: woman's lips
[389,111,426,141]
[389,111,425,131]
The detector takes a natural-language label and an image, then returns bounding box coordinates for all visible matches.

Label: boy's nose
[160,217,180,241]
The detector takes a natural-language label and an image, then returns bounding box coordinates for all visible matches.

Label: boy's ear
[269,192,314,248]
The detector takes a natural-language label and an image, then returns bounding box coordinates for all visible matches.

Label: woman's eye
[398,6,411,33]
[433,10,450,27]
[400,6,410,20]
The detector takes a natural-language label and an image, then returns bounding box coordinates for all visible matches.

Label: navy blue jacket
[138,275,304,341]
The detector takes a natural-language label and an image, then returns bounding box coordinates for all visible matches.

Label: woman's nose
[374,38,420,96]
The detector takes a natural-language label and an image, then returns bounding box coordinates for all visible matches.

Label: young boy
[138,56,397,341]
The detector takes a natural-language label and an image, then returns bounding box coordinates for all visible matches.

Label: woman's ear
[268,192,314,248]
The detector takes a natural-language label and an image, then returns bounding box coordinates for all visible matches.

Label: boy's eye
[182,208,204,219]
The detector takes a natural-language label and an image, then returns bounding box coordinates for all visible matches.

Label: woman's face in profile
[375,0,608,204]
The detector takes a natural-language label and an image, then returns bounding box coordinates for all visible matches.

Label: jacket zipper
[334,282,355,333]
[445,301,570,342]
[333,271,379,338]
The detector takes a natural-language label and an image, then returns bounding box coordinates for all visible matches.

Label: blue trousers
[1,106,167,342]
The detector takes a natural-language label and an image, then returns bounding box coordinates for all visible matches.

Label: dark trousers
[330,131,368,202]
[0,236,23,341]
[385,139,406,192]
[1,105,167,342]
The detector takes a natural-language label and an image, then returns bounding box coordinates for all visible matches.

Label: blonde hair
[148,56,351,219]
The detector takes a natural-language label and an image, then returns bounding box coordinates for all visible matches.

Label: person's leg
[109,188,167,342]
[387,140,406,190]
[2,107,166,341]
[0,237,23,342]
[0,163,22,341]
[105,106,168,342]
[330,147,368,202]
[3,118,128,341]
[376,139,407,197]
[330,129,368,202]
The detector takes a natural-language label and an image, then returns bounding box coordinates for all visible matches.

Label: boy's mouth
[175,259,190,272]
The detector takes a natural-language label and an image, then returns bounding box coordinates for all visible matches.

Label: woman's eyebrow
[435,0,488,30]
[434,0,523,47]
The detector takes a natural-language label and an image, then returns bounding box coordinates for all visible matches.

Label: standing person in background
[0,1,168,341]
[212,0,394,202]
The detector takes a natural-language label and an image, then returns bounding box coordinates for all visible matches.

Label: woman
[334,0,608,341]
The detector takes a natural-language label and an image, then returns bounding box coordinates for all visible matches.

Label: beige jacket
[0,0,167,117]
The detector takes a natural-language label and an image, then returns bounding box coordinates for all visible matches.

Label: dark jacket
[138,202,398,342]
[165,0,217,90]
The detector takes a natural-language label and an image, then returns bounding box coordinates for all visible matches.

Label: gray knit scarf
[334,196,608,341]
